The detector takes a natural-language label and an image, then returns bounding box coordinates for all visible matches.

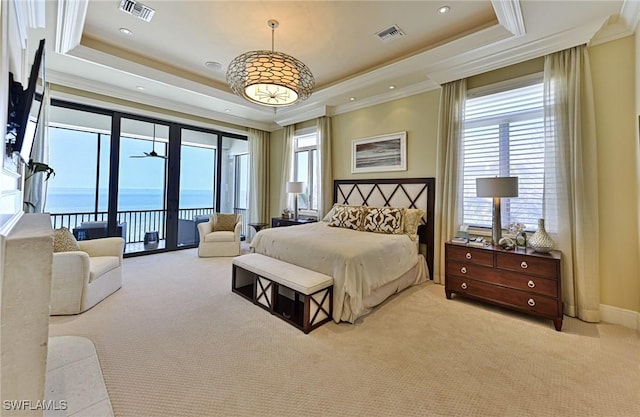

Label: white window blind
[462,81,545,231]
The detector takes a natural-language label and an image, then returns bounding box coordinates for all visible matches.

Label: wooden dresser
[445,242,563,331]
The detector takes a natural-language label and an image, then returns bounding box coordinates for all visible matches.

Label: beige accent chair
[50,237,125,315]
[197,213,242,257]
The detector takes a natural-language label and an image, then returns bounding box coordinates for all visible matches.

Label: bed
[251,178,435,323]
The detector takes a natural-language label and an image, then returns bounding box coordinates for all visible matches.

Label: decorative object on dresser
[445,242,563,331]
[286,181,304,219]
[528,218,556,253]
[476,176,519,245]
[271,217,316,228]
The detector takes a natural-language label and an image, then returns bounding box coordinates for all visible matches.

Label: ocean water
[46,188,214,213]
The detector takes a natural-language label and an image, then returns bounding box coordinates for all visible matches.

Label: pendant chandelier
[226,20,315,107]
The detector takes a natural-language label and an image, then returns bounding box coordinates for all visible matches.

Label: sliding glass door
[118,118,169,253]
[178,128,218,247]
[46,98,248,256]
[221,136,249,238]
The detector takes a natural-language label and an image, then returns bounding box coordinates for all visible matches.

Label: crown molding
[427,16,608,85]
[331,80,440,117]
[620,0,640,32]
[492,0,526,36]
[589,0,639,47]
[12,0,46,49]
[274,106,330,127]
[55,0,88,54]
[46,69,278,132]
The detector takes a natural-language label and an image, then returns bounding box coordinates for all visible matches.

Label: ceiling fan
[130,124,168,159]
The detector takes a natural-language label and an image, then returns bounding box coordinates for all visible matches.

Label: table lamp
[476,177,518,245]
[286,181,304,219]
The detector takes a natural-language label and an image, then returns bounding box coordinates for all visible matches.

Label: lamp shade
[226,20,314,107]
[286,181,304,194]
[476,177,518,198]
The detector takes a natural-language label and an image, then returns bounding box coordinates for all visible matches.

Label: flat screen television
[6,38,45,163]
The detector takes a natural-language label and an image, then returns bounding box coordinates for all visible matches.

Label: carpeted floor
[49,249,640,417]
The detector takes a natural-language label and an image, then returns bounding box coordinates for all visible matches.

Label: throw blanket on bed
[250,222,425,323]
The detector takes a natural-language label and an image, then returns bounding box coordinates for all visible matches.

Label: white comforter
[250,222,425,323]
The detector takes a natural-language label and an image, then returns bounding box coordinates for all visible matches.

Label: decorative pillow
[362,207,406,235]
[53,227,81,252]
[403,208,426,241]
[213,213,238,232]
[321,204,339,222]
[328,205,364,230]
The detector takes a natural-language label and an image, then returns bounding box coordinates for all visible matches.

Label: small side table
[249,222,268,233]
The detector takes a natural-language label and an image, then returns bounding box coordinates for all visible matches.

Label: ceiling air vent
[119,0,155,22]
[375,24,406,42]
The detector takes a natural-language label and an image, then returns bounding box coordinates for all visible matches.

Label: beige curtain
[248,128,270,241]
[279,125,295,213]
[316,116,333,218]
[543,45,600,322]
[434,79,467,284]
[23,83,50,213]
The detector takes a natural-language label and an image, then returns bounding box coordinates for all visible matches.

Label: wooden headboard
[333,178,435,280]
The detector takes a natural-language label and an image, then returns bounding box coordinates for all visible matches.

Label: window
[462,78,545,231]
[293,128,318,213]
[234,153,249,210]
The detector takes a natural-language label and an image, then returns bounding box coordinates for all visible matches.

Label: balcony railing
[50,207,249,245]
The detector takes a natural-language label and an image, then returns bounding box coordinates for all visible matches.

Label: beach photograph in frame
[351,132,407,173]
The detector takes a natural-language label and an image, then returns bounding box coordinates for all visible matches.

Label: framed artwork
[351,131,407,173]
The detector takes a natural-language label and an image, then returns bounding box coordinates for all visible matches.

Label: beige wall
[589,35,640,313]
[331,91,441,180]
[268,37,640,316]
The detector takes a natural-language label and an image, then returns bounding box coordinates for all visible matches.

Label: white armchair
[50,237,125,315]
[197,213,242,257]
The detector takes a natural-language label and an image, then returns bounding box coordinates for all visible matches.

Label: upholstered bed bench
[232,253,333,333]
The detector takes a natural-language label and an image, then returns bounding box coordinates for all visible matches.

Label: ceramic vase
[529,218,555,253]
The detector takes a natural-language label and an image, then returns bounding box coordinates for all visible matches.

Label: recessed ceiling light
[224,109,231,113]
[349,97,356,101]
[438,6,450,14]
[389,85,396,90]
[119,27,133,35]
[204,61,222,71]
[135,86,145,91]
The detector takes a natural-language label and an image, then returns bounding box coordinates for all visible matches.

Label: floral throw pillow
[213,213,238,232]
[362,207,405,235]
[53,227,81,252]
[328,205,364,231]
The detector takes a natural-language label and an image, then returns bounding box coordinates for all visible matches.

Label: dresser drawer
[446,260,495,281]
[446,244,493,266]
[490,269,558,297]
[447,275,560,318]
[496,252,558,278]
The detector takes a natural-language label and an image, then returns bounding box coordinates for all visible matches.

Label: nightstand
[445,242,563,331]
[271,218,317,228]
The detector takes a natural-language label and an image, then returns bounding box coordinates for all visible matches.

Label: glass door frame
[49,98,247,257]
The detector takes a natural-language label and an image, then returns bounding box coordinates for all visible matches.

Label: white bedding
[249,222,427,323]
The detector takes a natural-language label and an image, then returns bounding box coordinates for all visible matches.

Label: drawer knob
[465,252,472,260]
[520,261,528,269]
[527,280,536,288]
[461,282,468,290]
[460,266,467,274]
[527,298,536,307]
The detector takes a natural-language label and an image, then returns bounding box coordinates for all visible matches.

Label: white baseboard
[599,304,640,331]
